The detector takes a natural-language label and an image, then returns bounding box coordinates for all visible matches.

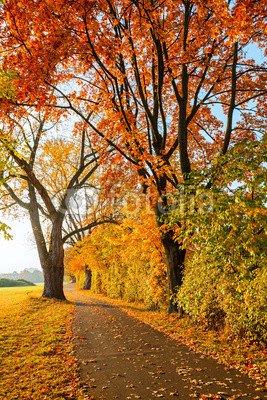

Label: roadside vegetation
[65,138,266,383]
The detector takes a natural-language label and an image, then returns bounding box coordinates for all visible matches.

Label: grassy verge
[0,286,85,400]
[76,287,267,387]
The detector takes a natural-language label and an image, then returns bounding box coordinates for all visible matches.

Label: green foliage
[172,137,267,343]
[0,221,12,240]
[0,278,35,287]
[0,69,17,100]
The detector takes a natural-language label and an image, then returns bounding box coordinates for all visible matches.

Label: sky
[0,215,41,274]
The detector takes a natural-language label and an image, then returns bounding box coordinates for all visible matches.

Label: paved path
[65,285,266,400]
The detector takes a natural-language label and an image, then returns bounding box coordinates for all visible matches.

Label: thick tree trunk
[83,265,92,290]
[42,263,65,300]
[42,217,66,300]
[161,230,186,314]
[27,184,65,299]
[154,194,186,314]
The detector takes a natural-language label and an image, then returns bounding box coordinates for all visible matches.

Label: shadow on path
[75,301,117,309]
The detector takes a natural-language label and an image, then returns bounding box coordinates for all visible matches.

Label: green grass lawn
[0,286,85,400]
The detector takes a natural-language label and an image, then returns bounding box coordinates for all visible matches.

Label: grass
[78,288,267,387]
[0,285,85,400]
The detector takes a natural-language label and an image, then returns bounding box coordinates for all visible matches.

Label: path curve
[65,284,266,400]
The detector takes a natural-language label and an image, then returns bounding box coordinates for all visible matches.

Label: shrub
[0,278,35,287]
[173,137,267,343]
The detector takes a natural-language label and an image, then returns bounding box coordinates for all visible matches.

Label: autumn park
[0,0,266,399]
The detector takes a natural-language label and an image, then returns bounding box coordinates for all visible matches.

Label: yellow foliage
[65,208,168,309]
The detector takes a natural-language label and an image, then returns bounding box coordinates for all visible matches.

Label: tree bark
[42,262,65,299]
[27,184,65,299]
[154,194,186,314]
[160,229,186,314]
[42,216,66,300]
[83,265,92,290]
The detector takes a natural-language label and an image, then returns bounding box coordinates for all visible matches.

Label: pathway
[65,285,266,400]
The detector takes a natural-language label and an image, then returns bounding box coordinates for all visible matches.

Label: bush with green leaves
[171,136,267,343]
[0,278,35,287]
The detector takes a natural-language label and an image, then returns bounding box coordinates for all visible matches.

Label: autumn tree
[0,108,116,299]
[65,207,168,308]
[63,166,124,289]
[1,0,267,310]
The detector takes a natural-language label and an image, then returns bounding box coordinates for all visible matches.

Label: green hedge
[0,278,35,287]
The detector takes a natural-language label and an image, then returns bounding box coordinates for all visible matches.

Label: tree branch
[62,219,118,243]
[2,181,30,210]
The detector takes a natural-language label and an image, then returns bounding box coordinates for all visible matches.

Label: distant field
[0,286,84,400]
[0,285,43,307]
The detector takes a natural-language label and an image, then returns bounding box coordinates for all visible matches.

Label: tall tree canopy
[0,108,117,299]
[0,0,267,308]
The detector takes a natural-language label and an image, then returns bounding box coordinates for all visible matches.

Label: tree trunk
[161,229,186,314]
[42,263,65,300]
[42,217,66,300]
[83,265,92,290]
[154,193,186,314]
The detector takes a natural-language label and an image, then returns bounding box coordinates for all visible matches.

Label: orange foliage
[1,0,267,305]
[65,208,168,309]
